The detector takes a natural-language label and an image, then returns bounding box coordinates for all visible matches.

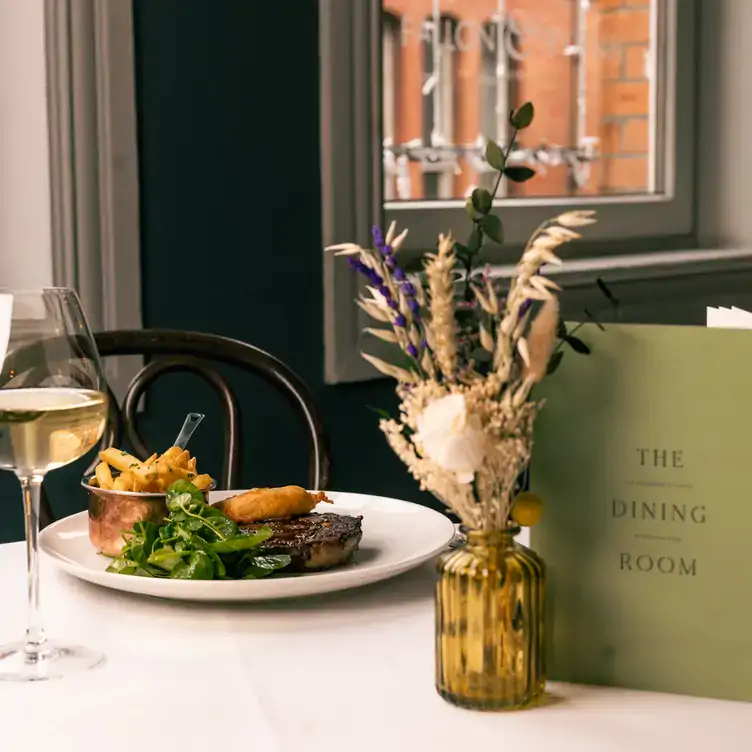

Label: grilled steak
[241,512,363,572]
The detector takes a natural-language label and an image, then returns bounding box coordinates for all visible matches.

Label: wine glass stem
[19,476,46,657]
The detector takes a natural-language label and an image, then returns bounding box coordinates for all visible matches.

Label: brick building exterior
[382,0,652,201]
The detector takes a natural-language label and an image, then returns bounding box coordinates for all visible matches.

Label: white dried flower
[471,285,495,315]
[517,337,531,367]
[357,299,391,323]
[364,327,399,344]
[485,277,499,313]
[415,394,487,484]
[556,210,597,227]
[361,352,417,383]
[326,243,363,255]
[391,228,409,251]
[425,234,458,379]
[545,226,581,242]
[525,297,559,384]
[527,248,563,266]
[519,286,552,301]
[328,209,597,530]
[530,275,561,293]
[364,286,391,313]
[480,324,495,353]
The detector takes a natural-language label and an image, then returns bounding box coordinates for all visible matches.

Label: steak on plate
[241,512,363,572]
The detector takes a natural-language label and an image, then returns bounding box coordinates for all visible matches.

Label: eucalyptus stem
[462,125,520,302]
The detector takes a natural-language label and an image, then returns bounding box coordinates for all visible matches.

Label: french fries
[89,445,213,494]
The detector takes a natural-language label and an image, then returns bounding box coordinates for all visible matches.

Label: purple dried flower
[347,257,366,273]
[406,343,419,358]
[363,225,428,343]
[371,225,394,256]
[347,254,400,315]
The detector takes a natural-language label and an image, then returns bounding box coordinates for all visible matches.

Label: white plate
[39,490,455,601]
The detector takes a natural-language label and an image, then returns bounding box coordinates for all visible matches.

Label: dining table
[0,538,750,752]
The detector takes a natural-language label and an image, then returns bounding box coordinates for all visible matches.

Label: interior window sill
[487,248,752,286]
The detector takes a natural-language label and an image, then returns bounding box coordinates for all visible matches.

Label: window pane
[381,0,659,202]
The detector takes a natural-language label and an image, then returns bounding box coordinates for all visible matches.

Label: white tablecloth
[0,542,750,752]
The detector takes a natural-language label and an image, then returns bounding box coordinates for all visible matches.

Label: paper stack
[706,306,752,328]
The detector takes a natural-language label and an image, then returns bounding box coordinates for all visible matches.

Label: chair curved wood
[31,329,331,527]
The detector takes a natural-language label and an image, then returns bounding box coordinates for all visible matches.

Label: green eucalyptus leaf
[485,140,505,170]
[503,166,536,183]
[454,242,471,263]
[584,308,606,331]
[510,102,535,129]
[471,188,493,215]
[556,317,568,339]
[464,196,477,219]
[547,350,564,375]
[480,214,503,244]
[367,406,392,420]
[563,335,591,354]
[467,226,483,253]
[596,277,619,308]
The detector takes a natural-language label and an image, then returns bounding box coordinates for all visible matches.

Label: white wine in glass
[0,289,109,681]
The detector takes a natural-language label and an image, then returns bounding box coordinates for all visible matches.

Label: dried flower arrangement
[326,102,610,531]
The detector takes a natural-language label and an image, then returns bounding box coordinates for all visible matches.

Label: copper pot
[83,479,215,557]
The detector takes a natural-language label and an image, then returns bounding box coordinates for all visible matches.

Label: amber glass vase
[435,526,546,710]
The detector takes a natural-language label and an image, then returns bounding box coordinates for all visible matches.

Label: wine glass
[0,288,109,681]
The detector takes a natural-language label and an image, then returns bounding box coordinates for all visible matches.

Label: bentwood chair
[28,330,332,528]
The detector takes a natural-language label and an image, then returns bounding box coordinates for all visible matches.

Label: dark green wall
[0,0,436,544]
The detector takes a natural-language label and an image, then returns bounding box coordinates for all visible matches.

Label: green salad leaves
[106,479,290,580]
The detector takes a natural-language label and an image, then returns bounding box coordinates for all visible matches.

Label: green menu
[530,324,752,701]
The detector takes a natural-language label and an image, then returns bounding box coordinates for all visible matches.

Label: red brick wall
[384,0,651,199]
[590,0,651,193]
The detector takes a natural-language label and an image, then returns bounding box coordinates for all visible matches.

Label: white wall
[0,0,53,288]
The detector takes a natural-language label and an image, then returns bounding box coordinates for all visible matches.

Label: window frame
[320,0,697,384]
[421,14,457,201]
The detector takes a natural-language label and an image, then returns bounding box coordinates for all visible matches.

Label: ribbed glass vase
[435,526,546,710]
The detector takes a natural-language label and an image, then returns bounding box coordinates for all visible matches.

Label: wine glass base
[0,640,105,682]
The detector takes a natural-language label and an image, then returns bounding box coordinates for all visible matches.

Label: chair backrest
[16,329,332,528]
[91,329,332,490]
